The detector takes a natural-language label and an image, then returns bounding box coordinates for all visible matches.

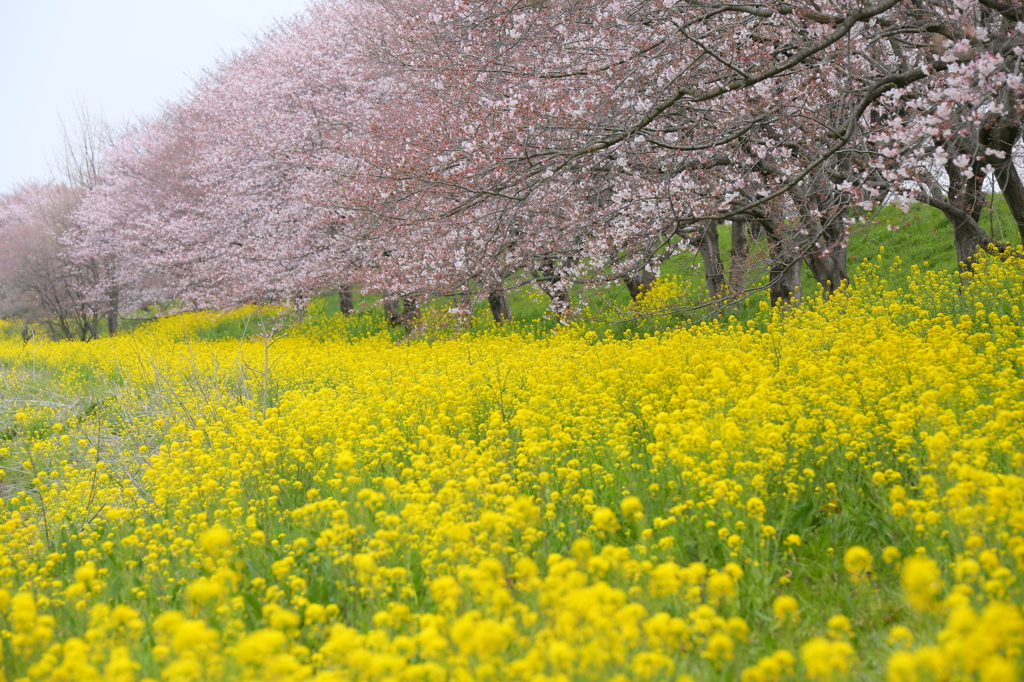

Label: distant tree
[72,5,382,312]
[0,183,101,340]
[51,102,123,333]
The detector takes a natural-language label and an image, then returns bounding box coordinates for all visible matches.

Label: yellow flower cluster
[0,250,1022,680]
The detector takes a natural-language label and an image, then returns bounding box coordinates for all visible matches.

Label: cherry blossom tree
[323,0,894,311]
[340,0,1023,304]
[867,0,1024,268]
[0,106,115,339]
[72,4,384,312]
[0,183,103,340]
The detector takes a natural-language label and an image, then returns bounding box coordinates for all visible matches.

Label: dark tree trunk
[729,220,748,295]
[383,297,420,330]
[402,297,419,323]
[338,285,355,315]
[762,220,802,307]
[694,221,725,299]
[952,212,997,270]
[966,162,986,225]
[803,249,847,300]
[769,258,802,307]
[79,314,99,341]
[919,123,1011,272]
[383,299,402,327]
[981,115,1024,243]
[106,290,119,336]
[51,300,73,339]
[992,160,1024,244]
[487,290,512,324]
[945,154,987,225]
[920,194,1001,271]
[624,270,657,300]
[740,210,801,307]
[46,319,66,341]
[547,289,571,314]
[800,212,849,301]
[536,257,571,316]
[701,222,725,299]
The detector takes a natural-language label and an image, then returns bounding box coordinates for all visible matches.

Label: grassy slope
[493,195,1022,334]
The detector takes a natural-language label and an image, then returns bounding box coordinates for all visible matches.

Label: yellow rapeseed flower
[592,506,621,534]
[844,546,874,583]
[620,495,644,521]
[800,635,856,681]
[887,625,914,648]
[773,595,800,626]
[197,524,233,559]
[901,556,944,612]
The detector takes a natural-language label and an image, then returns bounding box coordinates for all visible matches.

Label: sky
[0,0,310,193]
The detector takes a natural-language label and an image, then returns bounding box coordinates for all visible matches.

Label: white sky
[0,0,310,193]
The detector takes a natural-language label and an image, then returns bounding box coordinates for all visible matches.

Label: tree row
[2,0,1023,337]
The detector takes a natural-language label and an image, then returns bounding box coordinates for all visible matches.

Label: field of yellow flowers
[1,252,1023,682]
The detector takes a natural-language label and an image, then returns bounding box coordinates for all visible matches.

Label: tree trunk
[803,249,847,300]
[106,290,119,336]
[769,258,801,307]
[53,306,72,340]
[992,159,1024,245]
[402,297,419,325]
[46,319,64,341]
[740,211,800,307]
[981,116,1024,243]
[764,222,801,307]
[488,289,512,324]
[952,213,996,271]
[624,270,657,300]
[338,285,355,315]
[695,221,725,299]
[383,297,420,330]
[383,299,402,327]
[920,194,1002,271]
[80,314,99,341]
[800,215,849,301]
[945,155,986,225]
[729,220,748,295]
[536,257,571,317]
